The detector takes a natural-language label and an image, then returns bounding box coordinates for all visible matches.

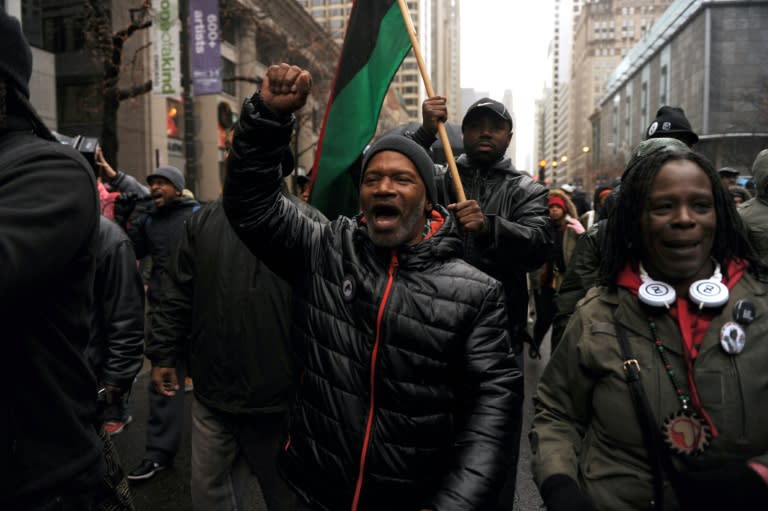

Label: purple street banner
[189,0,222,95]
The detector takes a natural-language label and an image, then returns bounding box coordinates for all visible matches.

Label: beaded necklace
[647,317,711,456]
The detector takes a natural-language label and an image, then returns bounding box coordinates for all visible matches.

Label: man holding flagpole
[412,94,554,507]
[224,63,522,511]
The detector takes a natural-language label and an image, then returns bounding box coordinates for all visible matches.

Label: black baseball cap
[462,98,513,130]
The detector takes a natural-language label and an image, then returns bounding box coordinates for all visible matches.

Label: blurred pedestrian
[718,166,740,188]
[739,149,768,266]
[1,8,104,508]
[728,185,750,206]
[224,63,522,511]
[530,189,584,355]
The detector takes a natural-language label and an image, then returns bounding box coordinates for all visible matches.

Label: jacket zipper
[350,252,399,511]
[730,357,747,439]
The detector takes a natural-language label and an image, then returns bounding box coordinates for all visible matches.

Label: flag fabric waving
[309,0,412,219]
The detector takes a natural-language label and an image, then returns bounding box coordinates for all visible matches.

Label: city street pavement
[112,361,194,511]
[113,333,550,511]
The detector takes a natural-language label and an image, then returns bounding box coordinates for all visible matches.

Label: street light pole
[179,0,198,196]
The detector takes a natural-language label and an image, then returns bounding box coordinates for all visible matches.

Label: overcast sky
[460,0,555,171]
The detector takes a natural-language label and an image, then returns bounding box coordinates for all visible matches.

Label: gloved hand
[540,474,596,511]
[672,462,768,511]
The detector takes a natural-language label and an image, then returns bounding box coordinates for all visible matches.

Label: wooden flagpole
[396,0,466,202]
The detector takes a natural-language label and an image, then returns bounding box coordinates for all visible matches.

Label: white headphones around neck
[638,261,729,309]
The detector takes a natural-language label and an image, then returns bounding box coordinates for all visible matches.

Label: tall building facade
[428,0,461,123]
[567,0,673,190]
[502,89,517,165]
[594,0,768,189]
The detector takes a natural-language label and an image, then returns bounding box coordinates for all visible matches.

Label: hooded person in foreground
[0,8,105,509]
[223,63,522,511]
[531,144,768,511]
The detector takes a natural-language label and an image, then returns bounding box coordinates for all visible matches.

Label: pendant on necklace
[662,409,711,456]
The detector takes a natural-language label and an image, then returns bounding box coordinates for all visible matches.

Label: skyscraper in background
[299,0,461,125]
[567,0,673,187]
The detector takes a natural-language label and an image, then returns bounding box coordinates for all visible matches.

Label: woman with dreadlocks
[530,142,768,511]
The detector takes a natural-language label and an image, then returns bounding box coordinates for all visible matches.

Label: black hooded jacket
[223,97,522,511]
[1,118,104,503]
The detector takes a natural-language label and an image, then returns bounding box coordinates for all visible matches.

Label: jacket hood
[752,149,768,198]
[548,188,578,219]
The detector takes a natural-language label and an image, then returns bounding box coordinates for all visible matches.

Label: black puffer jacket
[411,136,553,332]
[223,98,522,511]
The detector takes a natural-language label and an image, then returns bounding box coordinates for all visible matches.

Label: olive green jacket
[531,273,768,510]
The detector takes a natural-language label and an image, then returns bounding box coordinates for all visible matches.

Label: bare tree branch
[117,81,153,101]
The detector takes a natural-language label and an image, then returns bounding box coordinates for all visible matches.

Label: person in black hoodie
[0,8,104,509]
[223,63,522,511]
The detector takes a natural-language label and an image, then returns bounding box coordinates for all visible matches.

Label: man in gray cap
[98,152,201,481]
[223,63,522,511]
[0,7,105,509]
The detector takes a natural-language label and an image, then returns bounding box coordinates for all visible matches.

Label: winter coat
[531,271,768,510]
[223,100,523,511]
[551,220,603,348]
[148,198,323,415]
[435,153,554,329]
[86,216,145,390]
[130,197,199,304]
[739,150,768,266]
[0,122,105,502]
[530,189,581,293]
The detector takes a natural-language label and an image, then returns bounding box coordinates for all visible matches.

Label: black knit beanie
[0,8,33,99]
[361,135,437,204]
[645,106,698,146]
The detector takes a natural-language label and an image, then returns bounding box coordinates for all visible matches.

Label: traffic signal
[166,99,181,138]
[538,159,547,183]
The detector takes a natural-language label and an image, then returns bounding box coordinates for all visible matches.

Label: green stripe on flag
[310,3,411,219]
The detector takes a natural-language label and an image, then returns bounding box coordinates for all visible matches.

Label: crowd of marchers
[4,9,768,511]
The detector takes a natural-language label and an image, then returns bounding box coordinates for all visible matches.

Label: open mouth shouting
[369,203,402,232]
